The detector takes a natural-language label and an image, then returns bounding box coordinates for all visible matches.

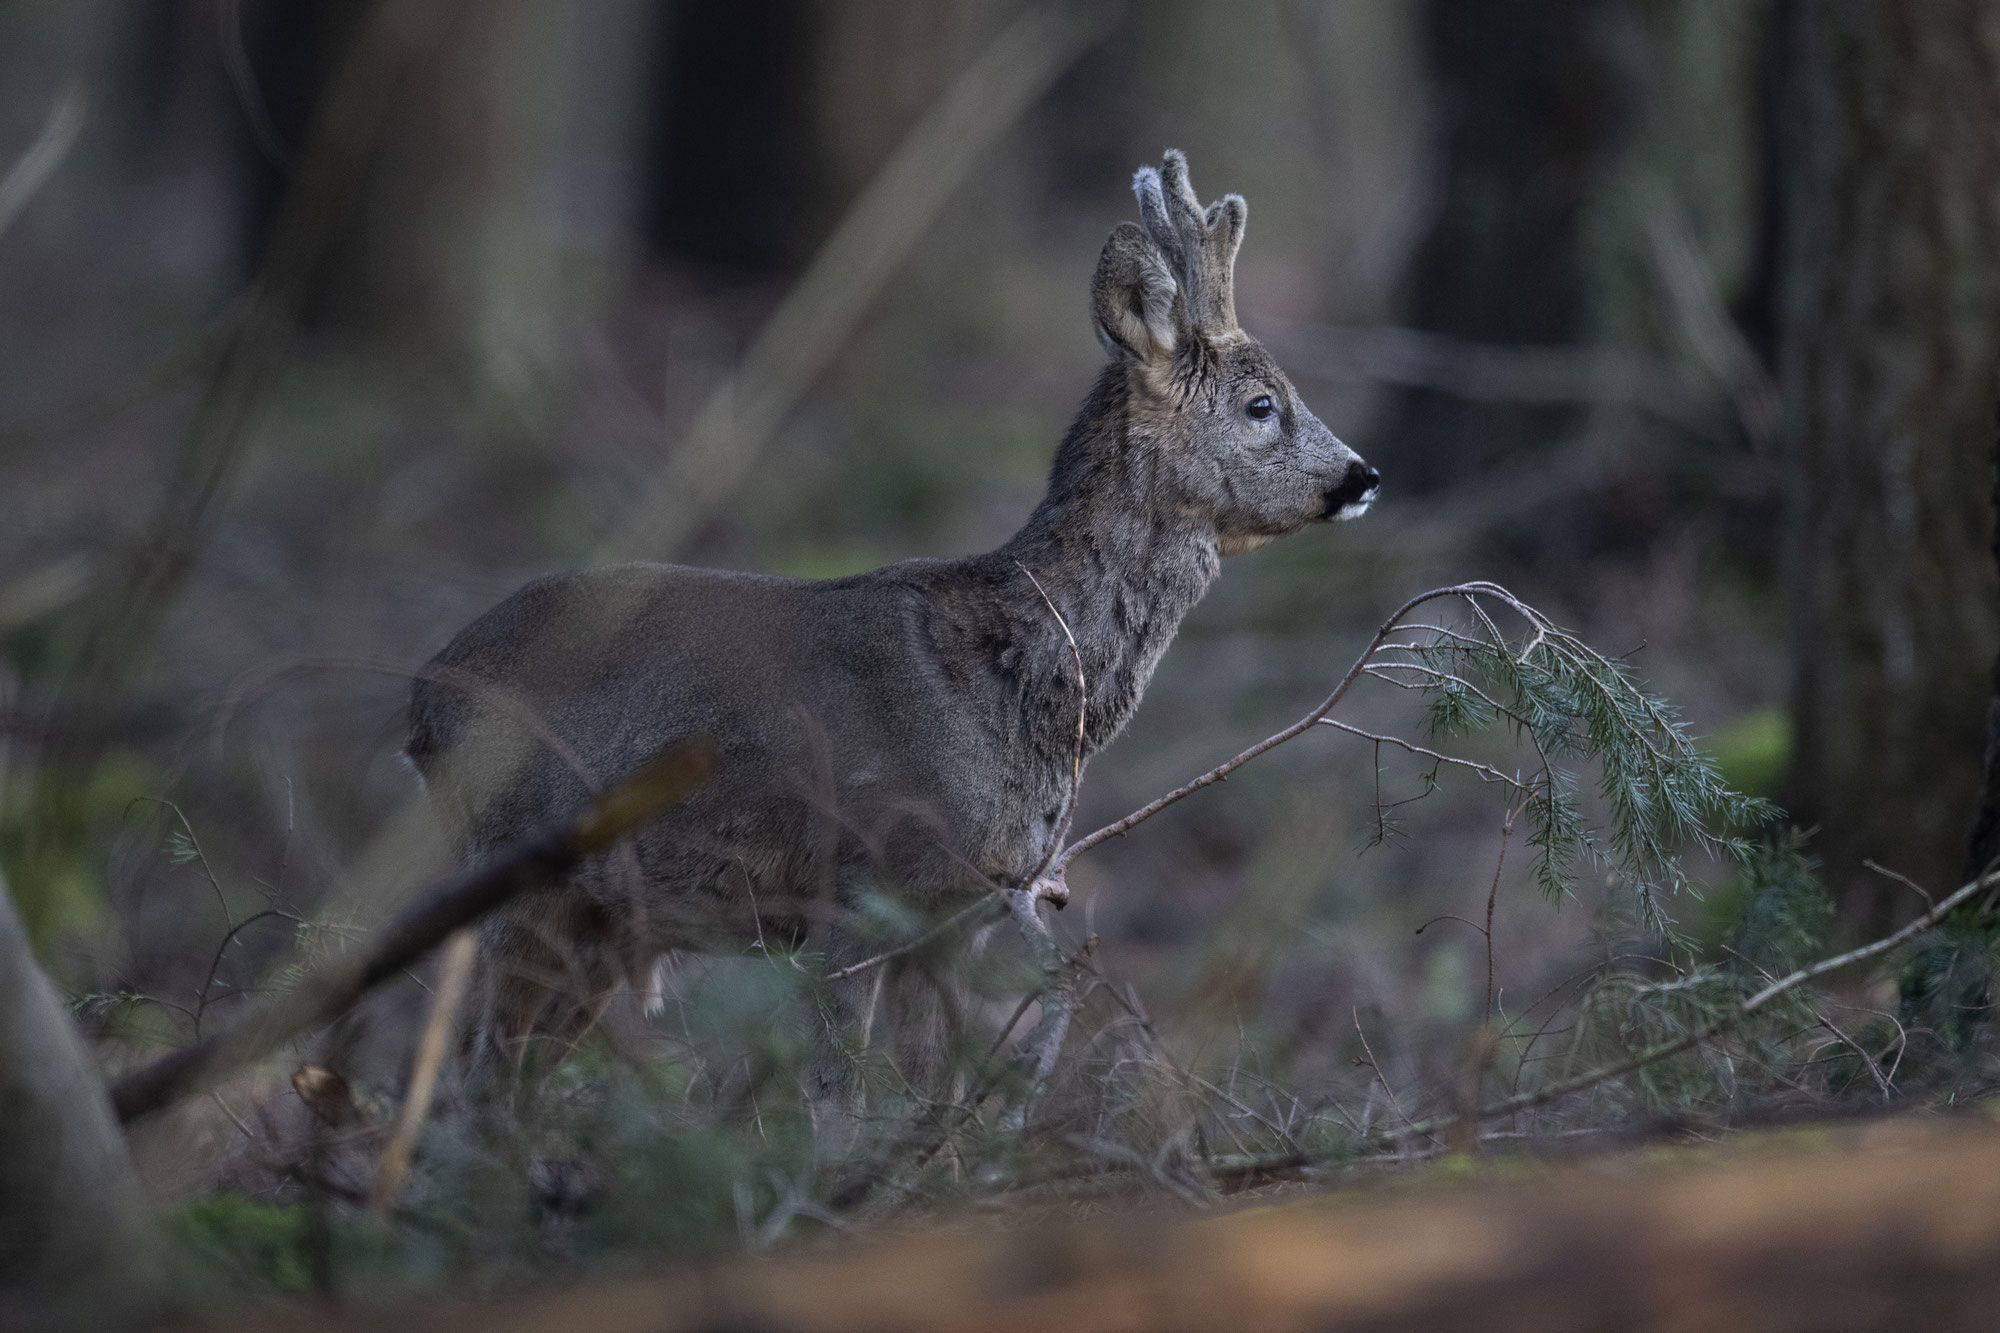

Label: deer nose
[1324,464,1380,518]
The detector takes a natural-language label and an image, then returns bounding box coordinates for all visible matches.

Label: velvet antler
[1131,149,1246,335]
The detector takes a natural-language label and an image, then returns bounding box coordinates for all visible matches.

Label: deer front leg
[806,938,881,1163]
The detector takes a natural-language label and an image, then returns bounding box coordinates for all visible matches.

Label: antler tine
[1132,164,1186,276]
[1155,150,1211,251]
[1131,149,1245,333]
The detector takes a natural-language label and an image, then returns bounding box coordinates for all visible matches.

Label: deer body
[408,153,1376,1070]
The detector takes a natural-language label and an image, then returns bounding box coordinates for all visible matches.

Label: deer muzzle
[1323,464,1381,521]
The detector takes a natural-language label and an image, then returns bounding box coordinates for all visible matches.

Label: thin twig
[369,929,478,1219]
[1863,858,1935,913]
[1053,583,1512,874]
[208,1090,256,1142]
[1351,1007,1430,1144]
[126,796,232,932]
[1319,718,1532,796]
[193,907,299,1037]
[1483,807,1517,1022]
[1016,560,1086,896]
[1811,1006,1891,1101]
[823,896,1007,983]
[1414,914,1490,937]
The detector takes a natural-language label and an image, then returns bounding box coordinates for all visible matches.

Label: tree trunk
[1966,422,2000,882]
[239,0,567,382]
[1778,1,2000,935]
[0,869,148,1325]
[1376,0,1632,492]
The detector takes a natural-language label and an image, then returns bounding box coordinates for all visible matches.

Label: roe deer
[407,150,1377,1097]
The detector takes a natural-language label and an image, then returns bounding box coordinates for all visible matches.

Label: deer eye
[1246,394,1276,421]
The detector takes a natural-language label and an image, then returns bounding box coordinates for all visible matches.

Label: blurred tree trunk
[642,0,827,271]
[641,0,990,274]
[1777,1,2000,935]
[1966,425,2000,883]
[1378,0,1631,492]
[238,0,575,384]
[0,870,148,1325]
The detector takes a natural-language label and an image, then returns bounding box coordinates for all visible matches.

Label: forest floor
[180,1102,2000,1333]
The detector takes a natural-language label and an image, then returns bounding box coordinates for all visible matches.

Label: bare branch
[1644,203,1779,451]
[1053,583,1510,874]
[1317,717,1532,795]
[1863,858,1935,913]
[109,743,712,1124]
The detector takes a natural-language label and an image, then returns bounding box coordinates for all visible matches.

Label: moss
[0,749,165,949]
[162,1196,320,1298]
[1706,708,1790,801]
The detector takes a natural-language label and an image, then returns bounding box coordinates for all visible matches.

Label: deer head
[1091,150,1377,555]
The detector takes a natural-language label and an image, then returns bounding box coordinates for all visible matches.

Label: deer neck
[997,369,1221,756]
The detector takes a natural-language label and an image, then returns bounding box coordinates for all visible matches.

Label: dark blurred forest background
[5,0,2000,1319]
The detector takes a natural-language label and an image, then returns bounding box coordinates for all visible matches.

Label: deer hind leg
[805,957,874,1162]
[882,951,967,1102]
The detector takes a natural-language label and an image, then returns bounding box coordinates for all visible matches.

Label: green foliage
[71,988,182,1048]
[161,1194,386,1304]
[163,1196,319,1297]
[1396,592,1774,931]
[1565,829,1836,1115]
[1707,707,1791,801]
[572,1065,790,1259]
[1900,923,1999,1054]
[420,1033,819,1273]
[0,750,164,948]
[1720,829,1831,981]
[266,914,368,996]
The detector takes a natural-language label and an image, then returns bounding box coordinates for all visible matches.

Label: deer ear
[1091,222,1179,365]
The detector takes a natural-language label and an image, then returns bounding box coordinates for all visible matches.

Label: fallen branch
[1381,862,2000,1147]
[109,743,712,1124]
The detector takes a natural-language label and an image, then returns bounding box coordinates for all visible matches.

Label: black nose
[1325,464,1380,514]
